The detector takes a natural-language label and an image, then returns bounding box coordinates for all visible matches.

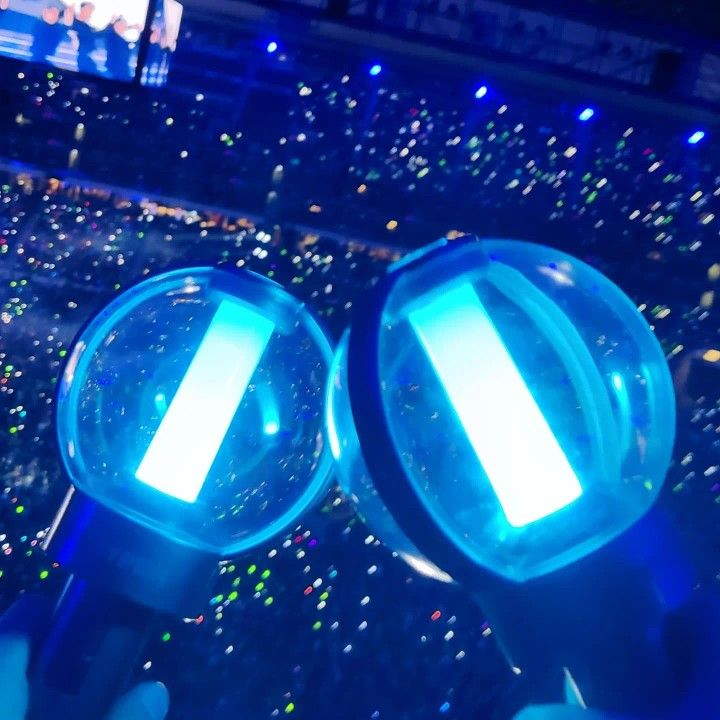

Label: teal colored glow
[325,346,343,461]
[366,239,675,580]
[610,371,632,455]
[408,283,583,527]
[489,262,620,485]
[56,267,336,555]
[136,299,275,503]
[256,382,280,436]
[154,392,168,415]
[326,400,341,460]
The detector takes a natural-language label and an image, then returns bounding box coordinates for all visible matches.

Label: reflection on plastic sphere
[330,238,676,581]
[57,267,334,554]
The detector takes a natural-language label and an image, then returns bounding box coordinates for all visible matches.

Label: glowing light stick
[409,283,582,527]
[136,300,274,503]
[31,267,333,720]
[329,237,682,715]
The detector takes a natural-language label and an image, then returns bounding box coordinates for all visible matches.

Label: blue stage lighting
[474,85,488,99]
[578,107,595,122]
[266,40,278,54]
[369,63,382,76]
[688,130,705,145]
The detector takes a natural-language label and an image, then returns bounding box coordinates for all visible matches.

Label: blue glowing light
[136,299,275,503]
[688,130,705,145]
[326,376,342,461]
[578,107,595,122]
[610,371,632,455]
[474,85,488,99]
[256,382,280,438]
[266,40,278,54]
[408,283,583,527]
[369,63,382,76]
[153,392,167,415]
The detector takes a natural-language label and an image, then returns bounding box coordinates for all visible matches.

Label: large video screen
[0,0,151,81]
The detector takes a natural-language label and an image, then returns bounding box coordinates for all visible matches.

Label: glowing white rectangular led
[136,299,274,503]
[408,283,582,527]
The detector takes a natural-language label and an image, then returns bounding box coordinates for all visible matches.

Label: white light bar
[409,283,582,527]
[136,299,274,503]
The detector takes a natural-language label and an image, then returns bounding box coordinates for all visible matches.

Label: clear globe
[326,331,453,583]
[330,238,676,581]
[57,267,334,555]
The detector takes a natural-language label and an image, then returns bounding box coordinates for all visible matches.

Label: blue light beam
[136,299,275,503]
[409,284,582,527]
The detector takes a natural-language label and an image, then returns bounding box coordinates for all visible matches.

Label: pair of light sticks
[42,236,684,719]
[136,270,580,530]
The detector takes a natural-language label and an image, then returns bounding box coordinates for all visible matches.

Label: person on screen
[144,19,169,84]
[30,4,68,64]
[69,1,99,75]
[104,16,133,81]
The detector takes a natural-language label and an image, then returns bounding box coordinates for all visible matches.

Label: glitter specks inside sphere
[57,267,334,555]
[330,239,676,582]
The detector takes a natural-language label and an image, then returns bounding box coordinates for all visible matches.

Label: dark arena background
[1,1,720,719]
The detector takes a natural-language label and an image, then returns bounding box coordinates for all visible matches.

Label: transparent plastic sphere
[332,239,675,582]
[57,267,334,555]
[326,332,453,583]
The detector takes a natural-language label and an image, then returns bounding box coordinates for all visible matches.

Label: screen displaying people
[141,0,183,87]
[0,0,151,81]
